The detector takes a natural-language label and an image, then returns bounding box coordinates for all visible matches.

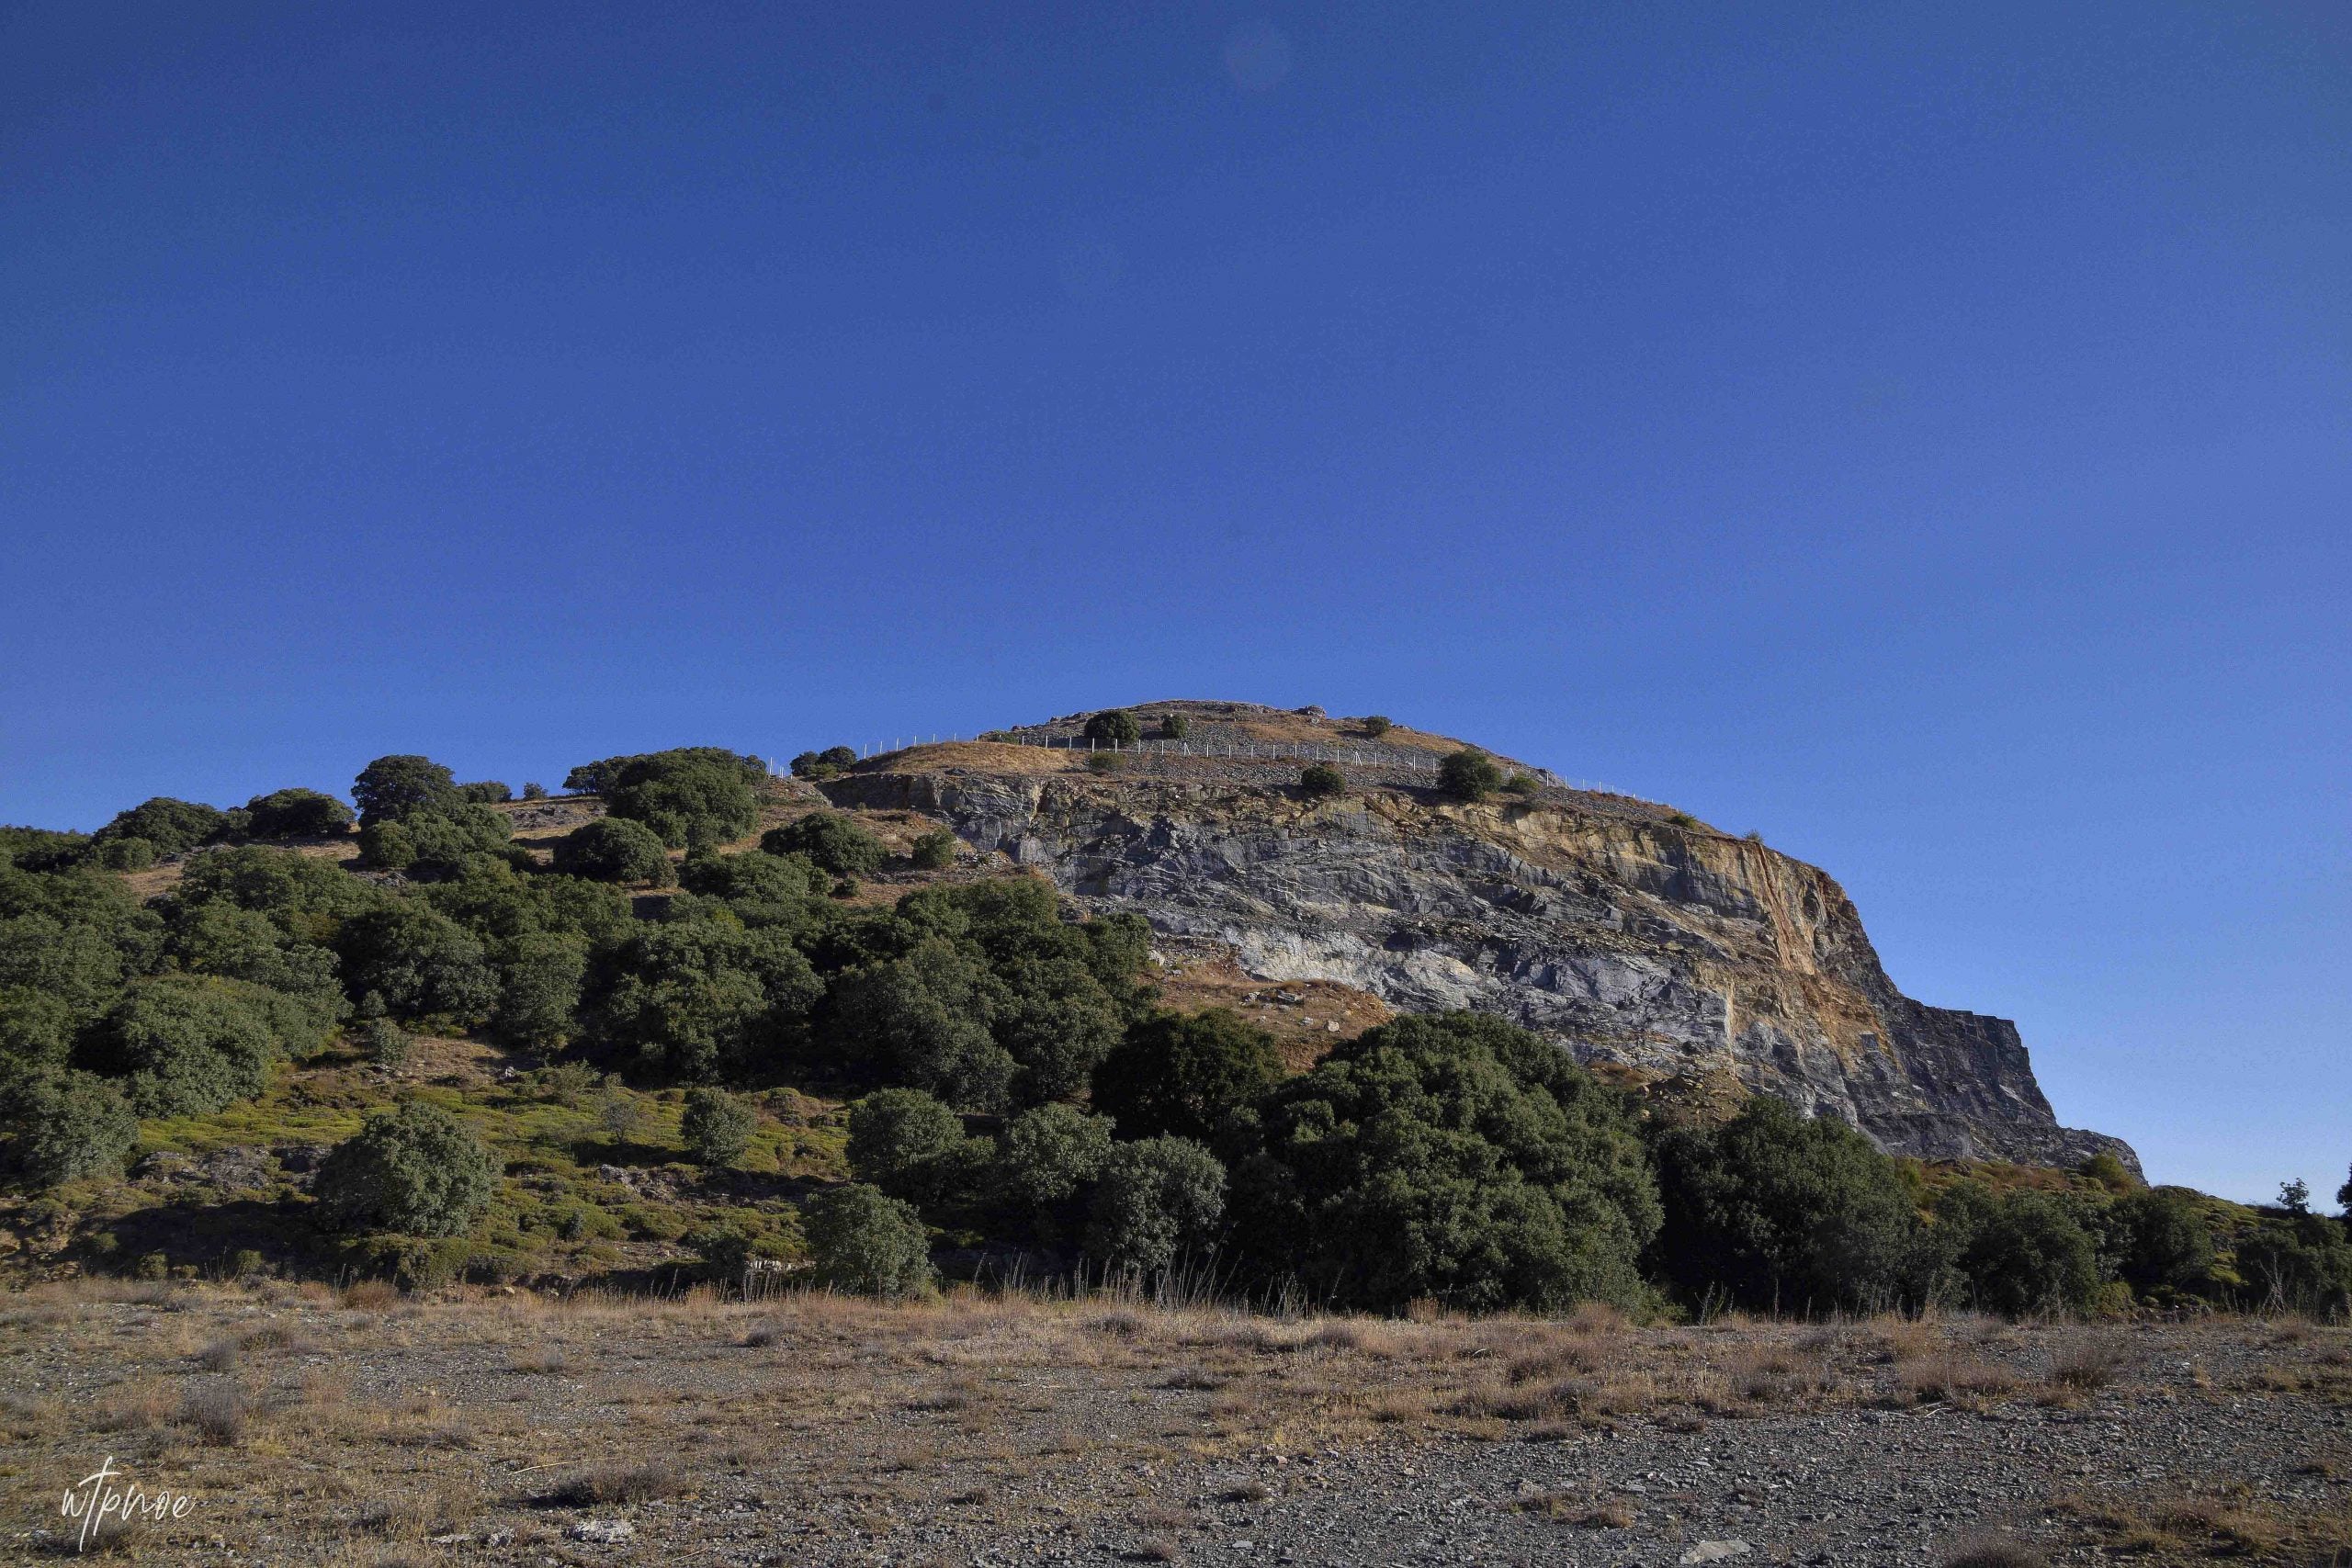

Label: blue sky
[2,3,2345,1202]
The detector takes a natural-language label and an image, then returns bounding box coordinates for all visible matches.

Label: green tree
[456,781,513,804]
[587,919,820,1081]
[2106,1187,2214,1295]
[845,1088,974,1206]
[1159,713,1189,739]
[1359,716,1393,738]
[788,746,859,781]
[6,1070,138,1186]
[824,940,1016,1110]
[1649,1096,1926,1314]
[910,829,958,870]
[243,789,355,840]
[680,1087,757,1168]
[596,749,763,849]
[358,1017,410,1067]
[314,1100,498,1236]
[676,849,831,931]
[1091,1009,1281,1147]
[993,1101,1114,1245]
[76,976,284,1117]
[351,756,460,826]
[522,783,548,800]
[334,904,500,1024]
[1437,749,1504,802]
[551,818,676,886]
[1931,1184,2103,1317]
[805,1183,933,1297]
[761,813,886,878]
[1083,710,1142,747]
[491,932,588,1050]
[1298,762,1346,800]
[2280,1178,2312,1216]
[1084,1135,1226,1277]
[94,798,229,857]
[1232,1012,1659,1313]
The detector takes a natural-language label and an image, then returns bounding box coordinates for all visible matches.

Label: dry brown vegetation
[2,1280,2346,1564]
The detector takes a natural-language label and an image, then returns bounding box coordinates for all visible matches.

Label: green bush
[492,932,588,1050]
[522,783,548,801]
[76,976,284,1117]
[94,797,229,857]
[594,749,763,850]
[1650,1096,1925,1314]
[910,829,958,870]
[676,849,830,931]
[351,756,461,826]
[805,1183,933,1297]
[315,1100,498,1237]
[552,818,675,886]
[845,1088,974,1206]
[760,814,885,879]
[1160,713,1189,739]
[334,904,500,1025]
[7,1070,138,1186]
[1232,1012,1659,1313]
[680,1087,757,1168]
[1083,710,1142,747]
[1084,752,1122,773]
[1358,716,1392,738]
[1437,749,1504,802]
[788,746,859,781]
[992,1102,1114,1244]
[243,789,355,840]
[823,940,1016,1110]
[587,919,820,1081]
[1091,1009,1281,1148]
[456,782,513,804]
[95,838,157,870]
[2233,1218,2352,1314]
[1931,1184,2103,1316]
[2105,1187,2214,1295]
[1298,762,1346,799]
[1084,1135,1226,1277]
[358,1017,410,1067]
[1503,773,1538,795]
[356,819,416,870]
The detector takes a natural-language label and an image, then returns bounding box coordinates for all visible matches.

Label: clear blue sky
[3,4,2345,1203]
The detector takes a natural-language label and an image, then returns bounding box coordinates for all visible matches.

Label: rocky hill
[822,700,2135,1172]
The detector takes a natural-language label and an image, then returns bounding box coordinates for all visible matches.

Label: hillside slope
[826,700,2135,1171]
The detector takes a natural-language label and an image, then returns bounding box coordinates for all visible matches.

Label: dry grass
[535,1460,687,1507]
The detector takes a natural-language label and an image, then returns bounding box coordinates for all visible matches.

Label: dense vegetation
[2,745,2345,1320]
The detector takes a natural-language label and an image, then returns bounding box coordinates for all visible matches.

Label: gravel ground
[4,1285,2346,1566]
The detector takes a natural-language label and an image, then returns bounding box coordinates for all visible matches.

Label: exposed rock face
[825,734,2134,1172]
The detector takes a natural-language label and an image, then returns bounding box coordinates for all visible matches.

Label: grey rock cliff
[824,742,2135,1172]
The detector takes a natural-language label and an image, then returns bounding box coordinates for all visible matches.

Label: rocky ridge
[822,700,2134,1172]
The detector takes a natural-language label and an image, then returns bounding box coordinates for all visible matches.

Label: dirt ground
[4,1282,2346,1566]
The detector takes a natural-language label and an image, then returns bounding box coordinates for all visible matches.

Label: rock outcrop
[822,703,2134,1172]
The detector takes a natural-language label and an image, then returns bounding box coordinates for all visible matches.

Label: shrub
[1085,751,1122,773]
[788,746,859,781]
[596,749,763,850]
[1160,713,1189,739]
[824,941,1016,1110]
[846,1088,973,1205]
[76,976,283,1117]
[94,797,229,857]
[2233,1218,2352,1314]
[522,782,548,800]
[93,837,157,870]
[1298,762,1346,799]
[1651,1096,1925,1314]
[456,781,512,804]
[805,1183,933,1297]
[6,1070,138,1186]
[586,919,820,1081]
[680,1087,757,1168]
[597,1089,643,1144]
[1084,1135,1227,1277]
[334,904,500,1024]
[910,829,958,870]
[552,818,675,886]
[677,848,831,930]
[1232,1012,1660,1313]
[2076,1151,2137,1193]
[358,1017,410,1067]
[1437,749,1504,802]
[492,931,588,1050]
[356,819,415,870]
[243,789,354,840]
[315,1100,498,1236]
[1083,710,1142,747]
[1504,773,1538,795]
[993,1102,1114,1244]
[761,813,885,879]
[1091,1009,1281,1147]
[1359,716,1393,738]
[351,756,460,826]
[2105,1188,2213,1294]
[1932,1184,2103,1316]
